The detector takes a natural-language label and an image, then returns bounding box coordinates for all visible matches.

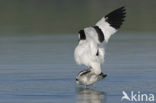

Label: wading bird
[74,7,126,86]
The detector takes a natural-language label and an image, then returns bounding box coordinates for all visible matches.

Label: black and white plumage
[74,7,126,86]
[76,69,107,86]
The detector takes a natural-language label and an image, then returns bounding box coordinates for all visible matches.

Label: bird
[74,7,126,86]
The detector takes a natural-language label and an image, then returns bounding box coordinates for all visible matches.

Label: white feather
[96,17,117,43]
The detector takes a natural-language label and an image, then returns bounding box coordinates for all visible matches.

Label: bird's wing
[96,6,126,43]
[94,6,126,64]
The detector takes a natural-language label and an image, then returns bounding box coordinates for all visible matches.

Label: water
[0,33,155,103]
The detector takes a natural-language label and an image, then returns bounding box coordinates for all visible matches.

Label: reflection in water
[76,88,107,103]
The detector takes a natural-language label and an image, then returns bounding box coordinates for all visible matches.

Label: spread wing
[74,7,126,74]
[96,6,126,42]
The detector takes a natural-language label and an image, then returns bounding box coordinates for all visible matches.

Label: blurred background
[0,1,156,103]
[0,0,156,35]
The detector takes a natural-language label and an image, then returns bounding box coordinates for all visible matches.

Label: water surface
[0,33,155,103]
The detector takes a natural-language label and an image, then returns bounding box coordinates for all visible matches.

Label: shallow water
[0,33,156,103]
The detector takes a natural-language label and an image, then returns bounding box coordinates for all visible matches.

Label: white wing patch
[96,17,117,42]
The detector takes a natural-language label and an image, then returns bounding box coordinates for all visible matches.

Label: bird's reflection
[76,88,107,103]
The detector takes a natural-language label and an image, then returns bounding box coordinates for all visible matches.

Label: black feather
[96,49,99,56]
[79,69,90,76]
[93,26,105,42]
[78,30,86,40]
[105,6,126,29]
[100,72,107,78]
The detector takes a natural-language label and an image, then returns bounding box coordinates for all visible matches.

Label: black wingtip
[100,73,107,78]
[105,6,126,29]
[103,74,107,78]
